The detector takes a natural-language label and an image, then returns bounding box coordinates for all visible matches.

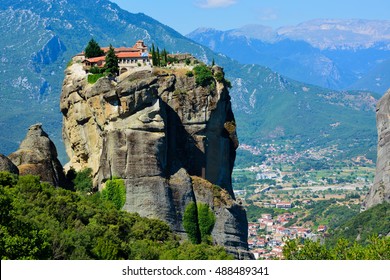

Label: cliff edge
[60,62,251,258]
[364,89,390,209]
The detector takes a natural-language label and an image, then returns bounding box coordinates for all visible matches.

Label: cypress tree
[183,202,201,244]
[105,44,119,76]
[197,203,216,243]
[156,47,161,66]
[151,43,158,66]
[162,48,168,66]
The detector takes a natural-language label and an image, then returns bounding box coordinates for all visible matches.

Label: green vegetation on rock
[183,202,216,244]
[193,64,214,87]
[88,74,105,84]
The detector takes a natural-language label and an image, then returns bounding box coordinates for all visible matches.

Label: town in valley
[233,140,374,259]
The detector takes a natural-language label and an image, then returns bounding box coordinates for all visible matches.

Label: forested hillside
[0,172,232,260]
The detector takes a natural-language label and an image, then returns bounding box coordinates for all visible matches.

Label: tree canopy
[283,236,390,260]
[0,171,232,260]
[84,38,104,58]
[104,45,119,76]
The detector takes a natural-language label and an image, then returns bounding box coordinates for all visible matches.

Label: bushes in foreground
[0,172,231,260]
[283,236,390,260]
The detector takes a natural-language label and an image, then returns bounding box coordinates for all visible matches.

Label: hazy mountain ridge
[201,19,390,49]
[188,19,390,93]
[278,19,390,50]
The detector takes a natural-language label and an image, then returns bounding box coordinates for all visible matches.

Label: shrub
[88,73,105,84]
[89,66,105,74]
[73,168,93,193]
[17,175,42,197]
[186,71,194,77]
[0,175,231,260]
[214,71,224,82]
[160,241,234,260]
[283,236,390,260]
[193,64,214,87]
[0,172,18,187]
[101,178,126,210]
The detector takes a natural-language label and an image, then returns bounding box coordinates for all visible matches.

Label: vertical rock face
[8,124,67,187]
[0,154,19,175]
[365,89,390,209]
[61,63,250,258]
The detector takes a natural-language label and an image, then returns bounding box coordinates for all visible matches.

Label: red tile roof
[116,52,143,58]
[84,56,105,63]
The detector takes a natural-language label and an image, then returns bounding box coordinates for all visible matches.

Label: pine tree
[105,44,119,76]
[85,38,104,58]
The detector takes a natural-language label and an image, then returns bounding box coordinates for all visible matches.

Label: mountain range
[0,0,379,165]
[188,19,390,93]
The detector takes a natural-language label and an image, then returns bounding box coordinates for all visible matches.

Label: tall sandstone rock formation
[8,124,67,187]
[364,89,390,209]
[61,63,251,258]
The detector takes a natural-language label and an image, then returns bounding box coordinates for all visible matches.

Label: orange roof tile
[84,56,105,63]
[116,52,144,58]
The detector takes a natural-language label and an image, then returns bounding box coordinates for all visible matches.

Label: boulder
[8,124,67,187]
[0,154,19,175]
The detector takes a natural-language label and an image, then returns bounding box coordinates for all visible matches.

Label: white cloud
[196,0,237,8]
[258,8,278,21]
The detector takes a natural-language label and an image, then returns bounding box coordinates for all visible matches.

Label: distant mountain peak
[277,18,390,50]
[188,19,390,50]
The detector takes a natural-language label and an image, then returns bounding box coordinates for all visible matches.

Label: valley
[233,142,375,259]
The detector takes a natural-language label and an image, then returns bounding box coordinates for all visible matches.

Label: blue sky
[111,0,390,35]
